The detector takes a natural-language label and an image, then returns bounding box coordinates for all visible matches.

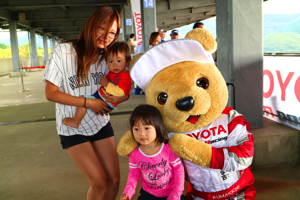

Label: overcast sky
[263,0,300,14]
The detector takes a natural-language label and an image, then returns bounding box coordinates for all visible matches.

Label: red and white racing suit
[168,107,256,200]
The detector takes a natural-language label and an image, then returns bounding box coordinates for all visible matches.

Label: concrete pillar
[141,0,156,50]
[51,37,56,49]
[48,38,51,49]
[29,29,38,67]
[118,8,125,42]
[124,4,134,41]
[9,21,20,72]
[43,33,48,65]
[216,0,263,128]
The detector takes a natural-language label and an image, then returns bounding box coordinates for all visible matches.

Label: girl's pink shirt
[123,143,185,200]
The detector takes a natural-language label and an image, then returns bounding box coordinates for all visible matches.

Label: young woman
[148,32,161,48]
[120,104,185,200]
[43,6,128,200]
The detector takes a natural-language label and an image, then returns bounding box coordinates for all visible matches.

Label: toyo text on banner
[131,0,143,54]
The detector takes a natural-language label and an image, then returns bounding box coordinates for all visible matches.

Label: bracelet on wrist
[84,97,86,107]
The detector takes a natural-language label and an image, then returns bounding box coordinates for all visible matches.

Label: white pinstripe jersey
[43,43,110,136]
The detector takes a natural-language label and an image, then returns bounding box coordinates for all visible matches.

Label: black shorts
[59,121,114,149]
[137,188,186,200]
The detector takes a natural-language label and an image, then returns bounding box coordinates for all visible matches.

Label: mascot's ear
[185,28,217,53]
[129,52,143,71]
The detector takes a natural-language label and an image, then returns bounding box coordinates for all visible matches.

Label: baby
[63,41,132,128]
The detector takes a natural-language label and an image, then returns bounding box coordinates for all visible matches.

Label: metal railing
[264,53,300,57]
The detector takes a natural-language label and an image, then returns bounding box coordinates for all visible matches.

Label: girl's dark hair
[149,32,160,46]
[130,104,169,145]
[105,41,131,63]
[65,6,120,85]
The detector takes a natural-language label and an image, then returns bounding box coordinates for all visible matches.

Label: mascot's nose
[176,96,194,111]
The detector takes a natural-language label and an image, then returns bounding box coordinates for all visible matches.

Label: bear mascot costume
[117,28,256,200]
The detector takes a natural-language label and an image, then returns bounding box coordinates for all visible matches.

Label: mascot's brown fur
[117,28,227,168]
[117,28,256,199]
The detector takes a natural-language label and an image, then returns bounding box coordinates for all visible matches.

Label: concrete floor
[0,70,299,200]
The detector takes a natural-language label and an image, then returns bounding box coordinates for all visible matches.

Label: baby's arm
[168,147,185,200]
[99,75,127,97]
[107,72,132,97]
[99,75,110,87]
[106,83,125,96]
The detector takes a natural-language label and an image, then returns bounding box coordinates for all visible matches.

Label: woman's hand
[86,98,109,116]
[99,75,109,87]
[120,194,129,200]
[103,93,129,104]
[45,80,110,116]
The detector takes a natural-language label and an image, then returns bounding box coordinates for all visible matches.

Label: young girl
[62,41,132,128]
[120,104,186,200]
[43,6,128,200]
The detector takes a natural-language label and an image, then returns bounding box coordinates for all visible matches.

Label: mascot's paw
[117,130,138,158]
[169,134,212,168]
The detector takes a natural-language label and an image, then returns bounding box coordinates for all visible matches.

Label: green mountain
[263,13,300,35]
[0,33,44,47]
[263,13,300,53]
[264,32,300,53]
[281,19,300,34]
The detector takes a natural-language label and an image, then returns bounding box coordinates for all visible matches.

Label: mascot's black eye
[196,78,209,89]
[157,93,168,105]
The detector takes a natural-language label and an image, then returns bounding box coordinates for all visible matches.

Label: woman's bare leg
[67,142,107,200]
[92,136,120,200]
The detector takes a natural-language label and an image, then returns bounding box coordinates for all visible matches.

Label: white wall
[0,56,45,76]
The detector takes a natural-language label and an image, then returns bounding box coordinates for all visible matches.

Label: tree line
[264,32,300,53]
[0,42,51,58]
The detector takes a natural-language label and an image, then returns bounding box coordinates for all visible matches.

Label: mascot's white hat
[130,39,214,91]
